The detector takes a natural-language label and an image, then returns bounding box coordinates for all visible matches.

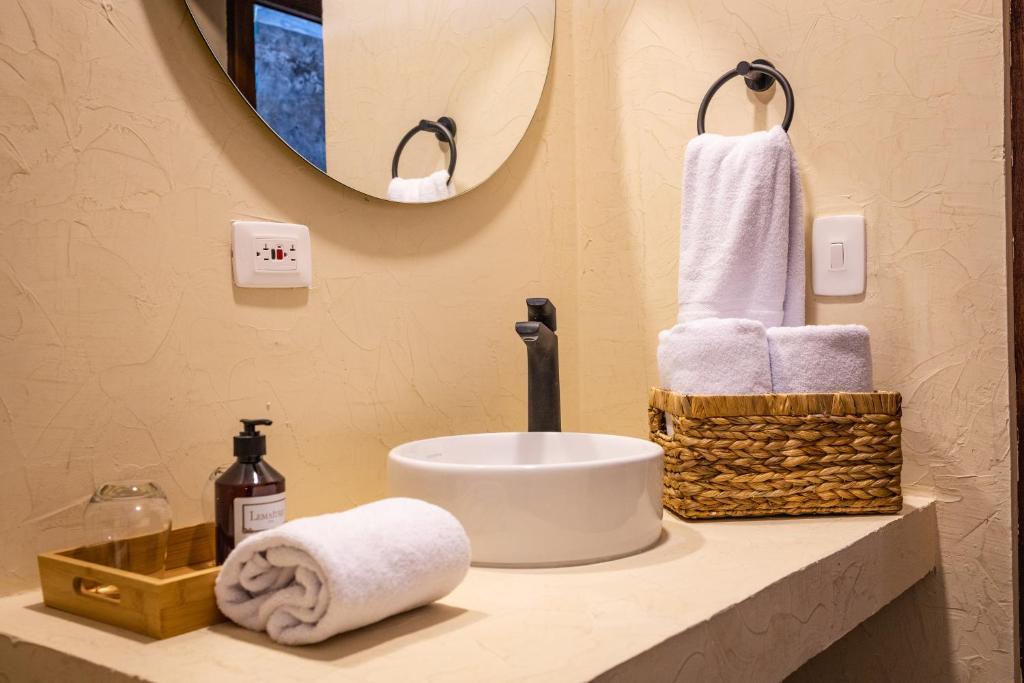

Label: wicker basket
[649,388,902,519]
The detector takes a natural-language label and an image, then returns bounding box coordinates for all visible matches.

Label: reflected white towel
[657,318,772,395]
[387,170,454,203]
[678,125,805,327]
[215,498,470,645]
[767,325,873,393]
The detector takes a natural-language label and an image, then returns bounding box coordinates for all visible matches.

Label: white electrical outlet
[255,237,298,272]
[232,221,312,288]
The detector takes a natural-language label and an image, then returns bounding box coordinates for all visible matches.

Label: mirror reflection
[186,0,555,202]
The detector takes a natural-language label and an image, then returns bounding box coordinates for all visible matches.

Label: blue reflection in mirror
[253,5,326,172]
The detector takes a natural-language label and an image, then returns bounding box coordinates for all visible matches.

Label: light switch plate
[812,215,865,296]
[232,221,312,288]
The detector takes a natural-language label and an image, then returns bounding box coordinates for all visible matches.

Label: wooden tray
[38,523,224,639]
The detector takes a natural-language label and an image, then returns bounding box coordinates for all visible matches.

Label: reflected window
[228,1,326,172]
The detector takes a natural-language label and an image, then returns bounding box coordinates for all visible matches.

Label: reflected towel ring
[391,116,457,184]
[696,59,795,135]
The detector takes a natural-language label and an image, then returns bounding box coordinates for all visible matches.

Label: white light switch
[829,242,845,270]
[813,215,864,296]
[232,221,312,288]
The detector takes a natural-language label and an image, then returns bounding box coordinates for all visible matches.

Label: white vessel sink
[388,432,664,567]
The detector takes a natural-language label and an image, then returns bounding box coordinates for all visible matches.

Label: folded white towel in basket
[767,325,873,393]
[657,318,772,396]
[215,497,470,645]
[677,125,805,327]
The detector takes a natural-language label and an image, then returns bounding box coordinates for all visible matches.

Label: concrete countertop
[0,496,937,682]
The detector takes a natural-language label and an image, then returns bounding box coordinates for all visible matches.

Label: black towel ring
[696,59,795,135]
[391,116,457,184]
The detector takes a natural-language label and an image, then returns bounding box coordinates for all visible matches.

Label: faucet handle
[526,298,556,332]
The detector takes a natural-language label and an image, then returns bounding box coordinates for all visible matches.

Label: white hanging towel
[677,125,805,327]
[387,170,454,203]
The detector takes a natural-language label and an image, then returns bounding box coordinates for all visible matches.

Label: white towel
[657,318,772,395]
[215,498,470,645]
[767,325,873,393]
[678,125,805,327]
[387,170,454,203]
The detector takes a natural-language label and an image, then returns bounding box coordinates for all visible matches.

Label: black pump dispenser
[216,418,285,564]
[234,418,272,462]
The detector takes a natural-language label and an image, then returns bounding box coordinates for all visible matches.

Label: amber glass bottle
[215,419,286,564]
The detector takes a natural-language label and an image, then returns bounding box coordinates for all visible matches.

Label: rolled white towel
[767,325,873,393]
[215,497,470,645]
[657,318,772,395]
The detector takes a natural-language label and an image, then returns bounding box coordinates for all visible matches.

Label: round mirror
[185,0,555,202]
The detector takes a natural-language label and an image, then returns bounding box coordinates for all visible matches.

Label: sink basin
[388,432,664,567]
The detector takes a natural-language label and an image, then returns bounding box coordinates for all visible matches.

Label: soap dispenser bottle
[215,419,286,564]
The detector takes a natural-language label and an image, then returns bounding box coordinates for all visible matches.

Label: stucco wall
[0,0,1013,678]
[322,0,555,198]
[0,0,578,592]
[570,1,1011,679]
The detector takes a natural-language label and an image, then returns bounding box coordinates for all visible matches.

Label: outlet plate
[232,221,312,288]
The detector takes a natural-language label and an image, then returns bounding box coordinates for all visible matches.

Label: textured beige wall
[0,0,1013,678]
[187,0,227,70]
[323,0,555,199]
[182,0,555,200]
[570,0,1011,680]
[0,0,577,593]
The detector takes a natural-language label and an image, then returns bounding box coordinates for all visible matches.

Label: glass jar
[201,464,232,523]
[82,481,172,575]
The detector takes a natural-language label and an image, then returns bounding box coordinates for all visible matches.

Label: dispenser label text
[234,492,286,544]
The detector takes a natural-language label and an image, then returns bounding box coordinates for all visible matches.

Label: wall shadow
[785,569,956,682]
[785,501,955,682]
[139,1,560,259]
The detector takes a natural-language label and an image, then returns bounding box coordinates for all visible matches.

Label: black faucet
[515,298,561,432]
